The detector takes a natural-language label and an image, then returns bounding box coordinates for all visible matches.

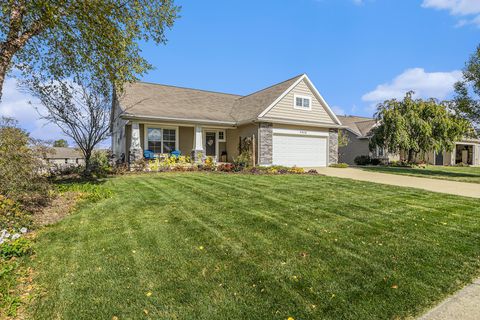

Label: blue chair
[144,150,156,160]
[170,150,181,158]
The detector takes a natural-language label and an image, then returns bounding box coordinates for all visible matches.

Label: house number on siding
[299,130,307,135]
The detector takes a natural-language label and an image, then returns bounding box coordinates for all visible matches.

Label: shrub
[370,158,382,166]
[330,163,349,168]
[217,163,235,172]
[0,117,51,206]
[0,238,32,259]
[307,169,318,174]
[0,196,32,231]
[354,155,372,166]
[288,166,305,174]
[267,167,278,174]
[89,150,112,177]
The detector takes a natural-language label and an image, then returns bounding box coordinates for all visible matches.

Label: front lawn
[362,165,480,184]
[31,173,480,319]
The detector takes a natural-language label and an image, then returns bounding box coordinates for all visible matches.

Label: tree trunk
[83,151,93,178]
[0,49,12,102]
[408,149,415,163]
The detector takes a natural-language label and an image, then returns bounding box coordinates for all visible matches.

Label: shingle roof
[42,147,84,159]
[336,115,376,137]
[119,75,304,123]
[119,82,241,123]
[230,75,304,122]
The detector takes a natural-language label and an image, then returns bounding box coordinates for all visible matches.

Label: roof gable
[230,75,303,122]
[337,115,376,137]
[259,77,340,125]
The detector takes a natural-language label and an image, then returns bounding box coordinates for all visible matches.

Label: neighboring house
[111,74,343,167]
[338,115,480,166]
[39,147,85,166]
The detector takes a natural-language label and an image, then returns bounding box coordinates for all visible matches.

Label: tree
[53,139,68,147]
[0,1,179,100]
[370,92,472,163]
[27,77,111,176]
[453,45,480,132]
[0,117,50,205]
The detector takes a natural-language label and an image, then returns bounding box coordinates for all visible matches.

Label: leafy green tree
[0,1,179,100]
[370,92,472,163]
[453,45,480,132]
[53,139,68,147]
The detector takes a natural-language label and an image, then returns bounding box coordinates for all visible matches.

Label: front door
[205,132,216,157]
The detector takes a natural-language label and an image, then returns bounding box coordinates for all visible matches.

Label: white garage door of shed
[272,134,327,167]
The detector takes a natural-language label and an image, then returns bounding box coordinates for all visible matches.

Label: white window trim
[293,94,312,111]
[144,125,179,155]
[218,130,226,142]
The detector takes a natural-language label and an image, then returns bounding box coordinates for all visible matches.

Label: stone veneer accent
[259,122,273,165]
[329,129,339,165]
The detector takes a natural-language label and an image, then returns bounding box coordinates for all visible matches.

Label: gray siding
[339,131,370,165]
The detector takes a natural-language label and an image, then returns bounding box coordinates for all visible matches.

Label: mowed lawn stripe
[31,173,480,320]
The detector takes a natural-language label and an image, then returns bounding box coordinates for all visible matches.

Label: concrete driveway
[313,167,480,198]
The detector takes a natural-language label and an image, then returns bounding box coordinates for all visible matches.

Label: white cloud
[362,68,462,103]
[422,0,480,26]
[332,105,346,115]
[0,77,67,142]
[352,0,364,5]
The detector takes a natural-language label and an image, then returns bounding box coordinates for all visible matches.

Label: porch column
[130,122,143,162]
[192,125,204,161]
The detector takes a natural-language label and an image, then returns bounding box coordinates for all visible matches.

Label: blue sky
[1,0,479,144]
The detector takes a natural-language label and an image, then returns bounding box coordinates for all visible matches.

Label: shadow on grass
[362,166,480,179]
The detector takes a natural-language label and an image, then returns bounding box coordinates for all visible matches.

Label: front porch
[125,122,242,163]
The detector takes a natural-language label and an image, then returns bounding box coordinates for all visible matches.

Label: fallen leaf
[146,291,152,297]
[391,284,398,289]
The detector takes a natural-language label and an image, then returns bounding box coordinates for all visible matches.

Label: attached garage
[272,127,329,167]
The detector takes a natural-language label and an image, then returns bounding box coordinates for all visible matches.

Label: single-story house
[111,74,343,167]
[338,115,480,166]
[39,147,85,166]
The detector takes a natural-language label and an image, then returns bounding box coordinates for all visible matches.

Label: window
[218,130,225,142]
[162,129,176,153]
[147,127,177,154]
[294,95,311,110]
[376,146,385,157]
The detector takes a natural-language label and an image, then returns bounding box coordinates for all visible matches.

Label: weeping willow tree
[370,91,473,163]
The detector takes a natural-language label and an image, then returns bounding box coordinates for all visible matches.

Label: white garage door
[272,134,328,167]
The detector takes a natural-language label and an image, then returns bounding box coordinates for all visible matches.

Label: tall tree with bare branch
[27,76,111,176]
[0,0,179,100]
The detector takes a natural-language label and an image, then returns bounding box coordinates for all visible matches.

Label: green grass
[31,173,480,319]
[362,165,480,184]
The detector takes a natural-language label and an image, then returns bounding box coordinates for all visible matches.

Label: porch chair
[144,150,156,160]
[170,150,181,158]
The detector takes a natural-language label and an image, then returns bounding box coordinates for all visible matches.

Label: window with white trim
[294,95,311,109]
[147,127,177,154]
[218,130,225,142]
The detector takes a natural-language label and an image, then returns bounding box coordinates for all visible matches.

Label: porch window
[162,129,176,153]
[147,127,177,154]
